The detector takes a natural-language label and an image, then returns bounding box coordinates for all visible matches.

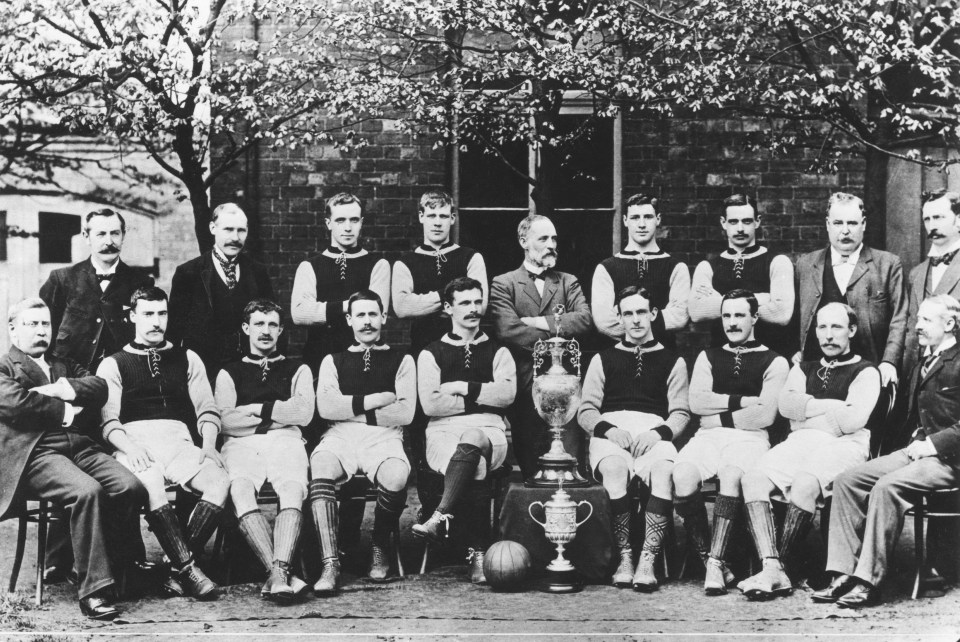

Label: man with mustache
[670,289,789,595]
[577,286,690,592]
[816,294,960,608]
[310,290,415,594]
[39,208,155,585]
[490,214,593,479]
[592,194,690,349]
[292,193,391,372]
[393,191,488,354]
[795,193,906,396]
[412,277,516,583]
[169,203,275,381]
[98,287,229,600]
[736,302,880,601]
[0,298,145,620]
[690,193,795,359]
[903,190,960,377]
[215,299,313,602]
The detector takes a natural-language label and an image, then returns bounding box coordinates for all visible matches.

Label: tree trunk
[185,174,213,253]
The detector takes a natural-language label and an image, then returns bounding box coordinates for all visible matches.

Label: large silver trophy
[528,479,594,593]
[528,305,589,487]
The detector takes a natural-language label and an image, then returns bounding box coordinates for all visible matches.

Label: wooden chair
[904,486,960,599]
[7,500,62,606]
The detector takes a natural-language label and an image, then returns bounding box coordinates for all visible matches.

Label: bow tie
[832,256,855,267]
[527,269,552,281]
[930,250,958,267]
[96,274,113,283]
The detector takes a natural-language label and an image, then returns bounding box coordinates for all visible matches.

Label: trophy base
[526,455,590,488]
[539,567,584,594]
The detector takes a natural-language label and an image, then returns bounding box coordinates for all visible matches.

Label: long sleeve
[688,352,729,417]
[490,276,550,349]
[186,350,220,431]
[929,420,960,459]
[664,357,692,440]
[61,359,108,409]
[418,350,463,418]
[467,253,489,315]
[821,368,880,436]
[316,355,363,421]
[373,355,416,427]
[759,255,795,326]
[730,357,789,432]
[545,277,593,337]
[882,256,908,367]
[778,364,813,422]
[392,260,441,319]
[662,262,691,331]
[97,357,124,440]
[263,364,315,428]
[166,265,191,345]
[0,363,66,428]
[577,355,606,437]
[475,347,517,408]
[291,261,329,326]
[369,259,392,316]
[39,272,65,349]
[591,264,620,339]
[689,260,722,322]
[215,370,261,438]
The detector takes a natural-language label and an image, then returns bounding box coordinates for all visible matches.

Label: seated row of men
[6,269,958,619]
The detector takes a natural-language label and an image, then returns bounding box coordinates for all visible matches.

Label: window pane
[38,212,81,264]
[459,140,529,209]
[540,116,614,210]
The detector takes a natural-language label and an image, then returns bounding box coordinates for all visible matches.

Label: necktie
[214,252,238,290]
[930,250,958,267]
[96,274,114,283]
[921,352,938,378]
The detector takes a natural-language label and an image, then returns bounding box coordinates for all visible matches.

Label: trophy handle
[574,500,594,528]
[528,501,547,527]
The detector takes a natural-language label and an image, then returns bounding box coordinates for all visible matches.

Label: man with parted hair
[737,302,880,601]
[903,190,960,376]
[815,294,960,608]
[592,194,690,349]
[292,192,391,372]
[671,289,789,595]
[690,193,795,359]
[393,191,488,353]
[0,297,145,620]
[577,285,691,592]
[39,207,156,585]
[169,203,275,380]
[310,290,416,595]
[490,214,593,478]
[795,192,906,389]
[215,299,314,602]
[98,286,229,601]
[412,277,517,583]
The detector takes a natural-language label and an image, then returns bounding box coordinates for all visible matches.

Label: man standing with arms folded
[412,277,516,583]
[393,191,488,354]
[689,193,795,359]
[592,194,690,349]
[489,214,593,479]
[672,289,789,595]
[215,299,314,602]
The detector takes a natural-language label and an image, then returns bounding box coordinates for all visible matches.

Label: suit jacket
[904,257,960,375]
[0,346,107,518]
[796,246,907,367]
[905,342,960,467]
[168,251,274,373]
[490,266,593,389]
[39,258,154,370]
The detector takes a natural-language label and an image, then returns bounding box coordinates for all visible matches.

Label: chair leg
[394,529,405,578]
[419,543,430,575]
[35,504,49,607]
[912,501,925,600]
[9,513,27,594]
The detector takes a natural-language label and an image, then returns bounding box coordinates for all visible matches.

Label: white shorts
[588,411,678,486]
[425,424,508,480]
[675,427,770,481]
[223,431,309,496]
[311,422,410,483]
[115,419,218,491]
[753,429,870,501]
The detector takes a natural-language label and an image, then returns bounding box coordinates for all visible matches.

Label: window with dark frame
[38,212,82,264]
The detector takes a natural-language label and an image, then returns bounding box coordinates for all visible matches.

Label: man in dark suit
[39,208,154,584]
[796,193,907,383]
[904,190,960,377]
[0,298,146,620]
[489,214,593,479]
[816,294,960,608]
[169,203,275,380]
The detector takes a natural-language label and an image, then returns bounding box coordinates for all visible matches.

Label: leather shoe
[836,582,880,609]
[79,592,119,620]
[44,565,78,586]
[811,574,856,603]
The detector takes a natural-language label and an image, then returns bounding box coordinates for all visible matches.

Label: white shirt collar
[92,258,119,276]
[523,261,546,277]
[929,238,960,258]
[830,243,863,266]
[923,335,957,358]
[27,354,50,378]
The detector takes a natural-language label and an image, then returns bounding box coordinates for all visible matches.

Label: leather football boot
[632,550,659,592]
[367,543,391,582]
[313,559,341,597]
[467,548,486,584]
[178,562,219,601]
[412,511,453,544]
[612,549,635,588]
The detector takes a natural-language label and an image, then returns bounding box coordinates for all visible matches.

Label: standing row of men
[3,184,960,618]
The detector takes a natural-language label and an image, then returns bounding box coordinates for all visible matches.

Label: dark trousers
[21,431,147,599]
[509,385,584,481]
[827,449,960,587]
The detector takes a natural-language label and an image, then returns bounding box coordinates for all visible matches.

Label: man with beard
[39,208,155,585]
[815,295,960,608]
[169,203,275,381]
[489,214,593,479]
[737,302,880,601]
